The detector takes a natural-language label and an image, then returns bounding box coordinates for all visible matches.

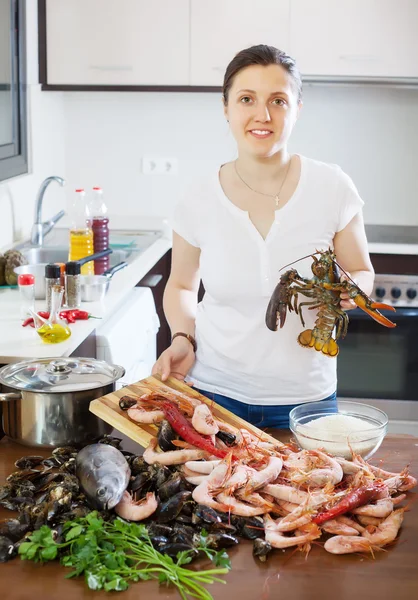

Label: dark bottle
[90,187,110,275]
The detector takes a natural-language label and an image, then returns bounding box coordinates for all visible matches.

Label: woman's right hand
[151,336,196,382]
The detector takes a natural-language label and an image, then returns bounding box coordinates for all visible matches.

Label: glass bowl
[289,400,388,460]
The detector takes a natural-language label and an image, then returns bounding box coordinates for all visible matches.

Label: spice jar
[17,273,35,320]
[45,264,61,312]
[65,261,81,308]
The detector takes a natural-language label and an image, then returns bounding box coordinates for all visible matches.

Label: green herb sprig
[18,512,231,599]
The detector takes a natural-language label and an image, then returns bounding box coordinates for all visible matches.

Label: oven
[337,273,418,435]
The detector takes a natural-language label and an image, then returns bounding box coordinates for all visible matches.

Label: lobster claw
[353,295,397,328]
[265,269,299,331]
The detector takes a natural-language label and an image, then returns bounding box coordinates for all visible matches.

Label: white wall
[0,0,66,249]
[63,84,418,226]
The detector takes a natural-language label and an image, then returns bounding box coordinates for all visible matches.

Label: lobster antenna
[332,260,358,286]
[279,251,321,272]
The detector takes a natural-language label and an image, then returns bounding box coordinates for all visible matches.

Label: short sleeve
[170,189,200,248]
[337,170,365,233]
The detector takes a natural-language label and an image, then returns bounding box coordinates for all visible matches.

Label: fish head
[94,474,127,510]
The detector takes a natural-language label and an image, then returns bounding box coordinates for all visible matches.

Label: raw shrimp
[143,437,207,465]
[236,490,274,510]
[223,464,252,492]
[192,461,231,512]
[185,475,208,486]
[244,456,283,493]
[184,459,220,474]
[324,535,373,555]
[362,508,405,546]
[335,457,368,475]
[384,469,417,492]
[263,484,329,507]
[272,502,314,532]
[356,515,384,527]
[321,519,360,536]
[290,450,343,487]
[216,492,269,517]
[352,498,394,518]
[337,515,365,533]
[114,491,158,521]
[192,403,219,435]
[264,514,321,549]
[127,406,165,424]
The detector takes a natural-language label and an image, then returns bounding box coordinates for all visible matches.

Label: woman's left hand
[339,272,357,311]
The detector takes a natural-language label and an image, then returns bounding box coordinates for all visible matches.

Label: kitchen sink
[20,246,133,268]
[16,228,162,267]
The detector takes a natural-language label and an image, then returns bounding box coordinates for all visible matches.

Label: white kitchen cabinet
[290,0,418,78]
[190,0,290,86]
[45,0,190,85]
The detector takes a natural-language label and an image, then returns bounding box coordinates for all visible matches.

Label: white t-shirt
[171,155,364,405]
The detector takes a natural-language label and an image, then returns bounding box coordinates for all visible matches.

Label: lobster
[265,248,396,357]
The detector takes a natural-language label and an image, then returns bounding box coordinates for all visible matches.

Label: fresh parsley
[18,512,230,599]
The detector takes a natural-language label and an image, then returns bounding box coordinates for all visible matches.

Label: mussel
[192,504,222,526]
[0,519,30,543]
[158,543,198,558]
[14,456,44,470]
[253,538,272,562]
[231,515,264,540]
[129,456,149,475]
[205,532,239,549]
[158,472,187,502]
[156,491,193,523]
[129,471,153,497]
[0,536,16,563]
[98,435,123,449]
[119,395,138,411]
[157,420,178,451]
[171,523,195,545]
[216,430,237,447]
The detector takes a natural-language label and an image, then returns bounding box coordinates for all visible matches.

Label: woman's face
[224,64,301,159]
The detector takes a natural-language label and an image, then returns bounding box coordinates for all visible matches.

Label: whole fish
[75,444,131,510]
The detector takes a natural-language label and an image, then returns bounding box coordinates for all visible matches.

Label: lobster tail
[298,330,339,357]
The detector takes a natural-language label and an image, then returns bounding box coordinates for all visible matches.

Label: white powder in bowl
[295,414,383,459]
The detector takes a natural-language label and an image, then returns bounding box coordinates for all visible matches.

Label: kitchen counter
[0,432,417,600]
[0,224,172,364]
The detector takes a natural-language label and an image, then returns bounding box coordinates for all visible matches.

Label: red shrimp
[313,480,385,525]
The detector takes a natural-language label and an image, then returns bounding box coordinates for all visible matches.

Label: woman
[152,45,374,428]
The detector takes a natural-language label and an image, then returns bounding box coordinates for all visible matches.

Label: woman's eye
[240,96,252,104]
[272,98,286,106]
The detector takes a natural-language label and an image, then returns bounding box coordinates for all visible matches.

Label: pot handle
[0,392,22,402]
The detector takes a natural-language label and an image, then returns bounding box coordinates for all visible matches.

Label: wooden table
[1,432,417,600]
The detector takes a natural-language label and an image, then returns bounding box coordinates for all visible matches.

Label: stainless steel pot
[80,261,128,302]
[0,357,125,448]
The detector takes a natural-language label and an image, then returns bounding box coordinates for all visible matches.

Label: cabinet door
[190,0,290,86]
[290,0,418,78]
[46,0,190,85]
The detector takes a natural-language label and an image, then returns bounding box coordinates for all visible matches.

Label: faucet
[30,176,66,246]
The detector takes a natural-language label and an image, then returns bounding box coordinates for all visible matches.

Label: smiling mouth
[248,129,273,137]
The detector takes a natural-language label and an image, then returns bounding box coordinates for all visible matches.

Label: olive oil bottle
[35,285,71,344]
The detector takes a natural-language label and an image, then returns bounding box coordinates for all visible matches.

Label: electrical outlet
[142,156,178,175]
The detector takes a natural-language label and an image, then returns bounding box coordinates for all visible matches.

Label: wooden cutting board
[89,375,281,450]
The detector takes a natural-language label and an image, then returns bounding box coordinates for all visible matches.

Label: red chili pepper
[73,309,100,320]
[312,481,385,524]
[22,317,35,328]
[38,311,50,319]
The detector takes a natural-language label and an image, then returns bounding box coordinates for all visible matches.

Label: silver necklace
[234,157,292,208]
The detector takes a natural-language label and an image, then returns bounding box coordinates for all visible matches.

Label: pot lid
[0,357,125,393]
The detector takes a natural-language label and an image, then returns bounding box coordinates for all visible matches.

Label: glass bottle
[68,188,94,275]
[34,285,71,344]
[90,186,110,275]
[17,274,35,320]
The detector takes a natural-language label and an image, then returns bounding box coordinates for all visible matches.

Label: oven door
[337,307,418,433]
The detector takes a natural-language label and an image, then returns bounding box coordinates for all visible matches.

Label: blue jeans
[194,389,337,430]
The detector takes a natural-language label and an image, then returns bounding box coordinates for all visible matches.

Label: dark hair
[222,44,302,104]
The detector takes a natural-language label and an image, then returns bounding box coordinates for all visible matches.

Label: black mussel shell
[174,514,193,525]
[152,464,172,489]
[158,472,187,502]
[205,532,239,549]
[157,420,178,452]
[147,523,174,538]
[14,456,44,470]
[0,536,16,563]
[156,491,193,524]
[231,515,264,540]
[0,484,13,501]
[253,538,272,562]
[0,519,30,543]
[119,395,138,411]
[149,535,170,549]
[171,523,195,545]
[216,430,237,447]
[129,472,153,497]
[192,504,222,526]
[42,457,61,469]
[98,435,122,448]
[129,456,148,475]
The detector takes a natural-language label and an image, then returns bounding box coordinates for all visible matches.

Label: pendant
[275,195,280,208]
